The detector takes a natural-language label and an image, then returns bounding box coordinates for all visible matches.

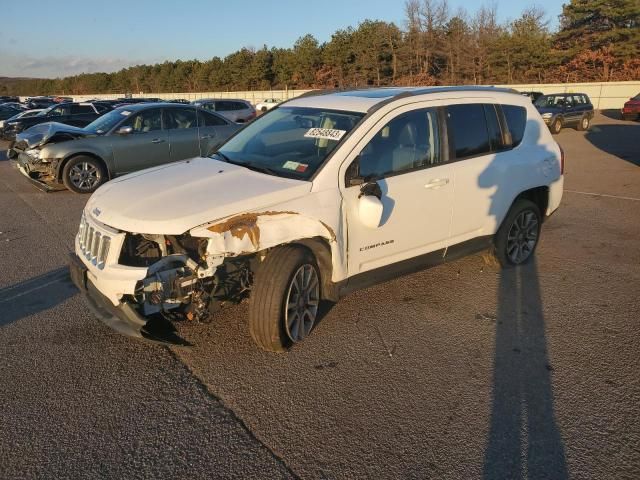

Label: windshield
[84,109,128,134]
[534,95,566,108]
[217,107,364,179]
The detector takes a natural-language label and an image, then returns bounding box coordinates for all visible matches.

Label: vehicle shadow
[479,119,568,479]
[0,267,78,328]
[585,124,640,166]
[599,109,622,121]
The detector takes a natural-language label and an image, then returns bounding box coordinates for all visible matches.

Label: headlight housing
[541,112,553,119]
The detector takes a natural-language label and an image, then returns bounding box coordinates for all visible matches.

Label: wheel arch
[287,237,339,302]
[512,186,549,220]
[56,152,110,182]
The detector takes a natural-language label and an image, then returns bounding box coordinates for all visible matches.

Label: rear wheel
[577,115,591,131]
[494,199,542,268]
[62,155,107,194]
[550,118,562,134]
[249,246,320,352]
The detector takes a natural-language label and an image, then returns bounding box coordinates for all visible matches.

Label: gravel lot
[0,113,638,479]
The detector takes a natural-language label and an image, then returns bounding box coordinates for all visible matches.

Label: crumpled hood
[85,157,312,235]
[14,122,89,150]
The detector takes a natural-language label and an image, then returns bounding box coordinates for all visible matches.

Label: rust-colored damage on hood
[206,211,299,249]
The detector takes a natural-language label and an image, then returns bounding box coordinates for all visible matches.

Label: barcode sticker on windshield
[304,128,346,141]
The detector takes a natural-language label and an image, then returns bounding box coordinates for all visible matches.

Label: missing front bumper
[69,253,191,346]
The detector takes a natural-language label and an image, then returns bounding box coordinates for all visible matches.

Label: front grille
[78,214,111,269]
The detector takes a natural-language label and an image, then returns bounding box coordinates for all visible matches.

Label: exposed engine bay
[122,233,256,323]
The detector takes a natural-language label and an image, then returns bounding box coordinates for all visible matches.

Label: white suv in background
[191,98,256,123]
[70,87,564,352]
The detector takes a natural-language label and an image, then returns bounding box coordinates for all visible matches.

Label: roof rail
[367,85,522,113]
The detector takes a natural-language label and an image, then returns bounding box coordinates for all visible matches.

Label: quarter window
[446,104,491,159]
[358,108,441,180]
[198,110,227,126]
[501,105,527,148]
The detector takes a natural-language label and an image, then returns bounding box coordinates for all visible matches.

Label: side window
[165,108,197,129]
[70,104,94,114]
[484,104,504,151]
[358,108,441,180]
[501,105,527,148]
[202,102,216,112]
[48,105,68,116]
[124,109,162,133]
[582,95,591,105]
[198,110,227,126]
[446,104,491,159]
[572,95,584,105]
[232,101,247,110]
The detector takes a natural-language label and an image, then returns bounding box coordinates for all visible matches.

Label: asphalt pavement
[0,113,639,479]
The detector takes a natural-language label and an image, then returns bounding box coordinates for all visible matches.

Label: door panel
[343,166,453,274]
[164,108,200,161]
[341,106,453,275]
[111,108,169,174]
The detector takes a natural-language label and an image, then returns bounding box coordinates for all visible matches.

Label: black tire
[261,107,267,112]
[550,118,562,134]
[249,246,321,353]
[494,199,542,268]
[577,115,591,131]
[62,155,107,194]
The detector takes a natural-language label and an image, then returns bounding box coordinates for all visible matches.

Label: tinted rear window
[502,105,527,148]
[447,104,491,159]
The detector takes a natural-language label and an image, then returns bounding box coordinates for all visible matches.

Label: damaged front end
[72,208,337,345]
[12,123,90,190]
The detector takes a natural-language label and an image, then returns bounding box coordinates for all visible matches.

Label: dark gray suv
[13,103,240,193]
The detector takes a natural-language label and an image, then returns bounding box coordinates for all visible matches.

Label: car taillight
[559,144,565,174]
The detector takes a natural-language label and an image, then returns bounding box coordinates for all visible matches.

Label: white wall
[66,81,639,110]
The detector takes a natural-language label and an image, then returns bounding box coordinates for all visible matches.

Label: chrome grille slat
[76,214,111,270]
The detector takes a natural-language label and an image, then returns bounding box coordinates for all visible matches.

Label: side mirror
[358,182,383,229]
[116,126,133,135]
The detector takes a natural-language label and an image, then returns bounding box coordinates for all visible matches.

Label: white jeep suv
[70,87,564,352]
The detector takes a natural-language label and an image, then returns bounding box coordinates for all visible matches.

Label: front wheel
[249,246,321,352]
[550,118,562,134]
[494,199,542,268]
[62,155,107,194]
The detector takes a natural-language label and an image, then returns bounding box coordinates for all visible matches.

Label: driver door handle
[424,178,449,190]
[200,134,214,139]
[151,138,165,144]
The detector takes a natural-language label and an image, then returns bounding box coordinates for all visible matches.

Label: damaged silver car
[12,103,239,193]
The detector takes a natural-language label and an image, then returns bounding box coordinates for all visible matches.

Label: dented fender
[189,210,345,282]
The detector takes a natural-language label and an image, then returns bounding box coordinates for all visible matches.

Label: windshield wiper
[239,162,279,176]
[213,151,231,163]
[214,152,278,176]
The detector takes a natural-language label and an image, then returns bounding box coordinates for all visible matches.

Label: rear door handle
[424,178,449,189]
[151,138,165,144]
[200,134,214,139]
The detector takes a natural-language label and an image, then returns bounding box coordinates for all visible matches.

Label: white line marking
[0,277,67,304]
[564,190,640,202]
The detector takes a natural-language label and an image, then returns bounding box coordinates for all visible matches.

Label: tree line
[1,0,638,96]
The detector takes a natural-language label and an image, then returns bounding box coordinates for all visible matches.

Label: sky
[1,0,565,78]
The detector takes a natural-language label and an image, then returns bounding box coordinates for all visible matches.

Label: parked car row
[12,103,240,192]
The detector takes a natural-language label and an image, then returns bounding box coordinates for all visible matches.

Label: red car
[622,93,640,121]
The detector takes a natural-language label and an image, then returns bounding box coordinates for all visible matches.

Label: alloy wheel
[284,264,320,342]
[69,162,101,190]
[506,210,539,264]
